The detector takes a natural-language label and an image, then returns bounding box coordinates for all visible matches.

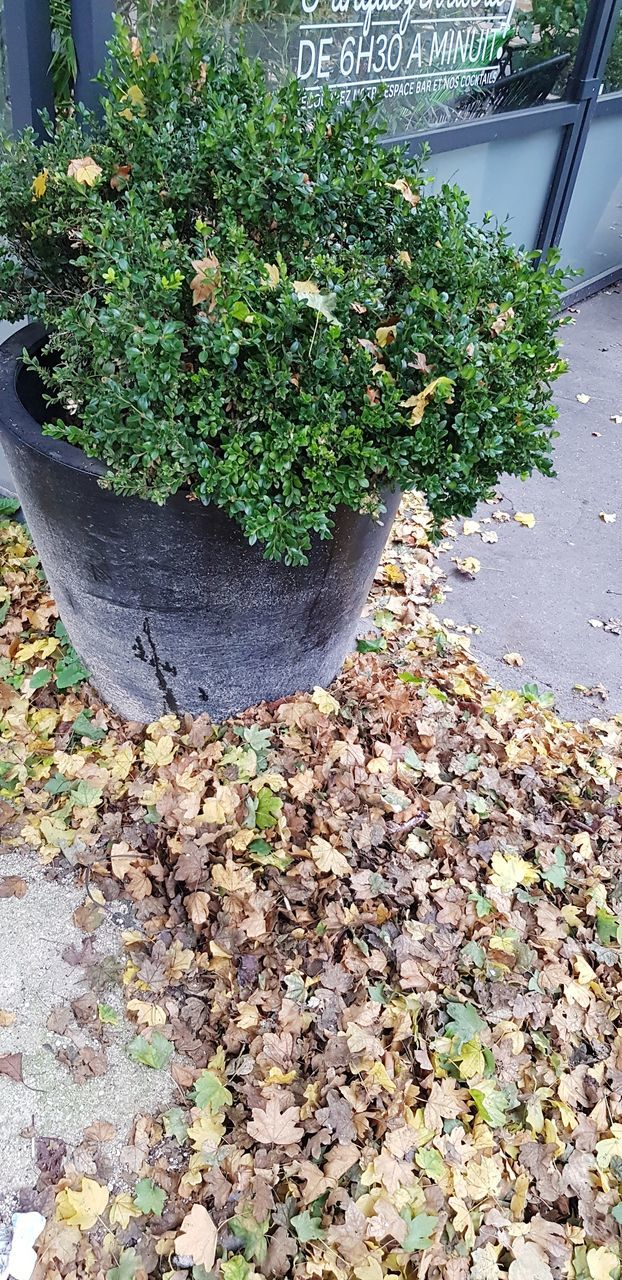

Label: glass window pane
[603,8,622,93]
[559,113,622,279]
[117,0,584,136]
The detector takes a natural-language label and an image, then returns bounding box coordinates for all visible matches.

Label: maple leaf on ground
[176,1204,218,1270]
[509,1241,554,1280]
[127,1031,172,1070]
[0,1052,23,1082]
[247,1097,304,1146]
[309,835,350,878]
[133,1177,166,1216]
[55,1177,109,1230]
[193,1068,233,1112]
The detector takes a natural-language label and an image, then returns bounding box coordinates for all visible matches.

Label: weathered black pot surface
[0,325,400,722]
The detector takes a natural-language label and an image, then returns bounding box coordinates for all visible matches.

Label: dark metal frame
[4,0,54,135]
[2,0,622,295]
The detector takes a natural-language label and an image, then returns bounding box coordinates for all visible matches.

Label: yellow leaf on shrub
[400,376,454,425]
[67,156,103,186]
[32,169,49,198]
[264,262,280,287]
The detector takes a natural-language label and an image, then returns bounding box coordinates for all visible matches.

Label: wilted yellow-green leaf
[109,1193,141,1229]
[263,262,280,287]
[311,686,339,715]
[514,511,536,528]
[400,376,454,425]
[143,735,176,767]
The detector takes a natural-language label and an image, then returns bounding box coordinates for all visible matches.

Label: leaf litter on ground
[1,498,622,1280]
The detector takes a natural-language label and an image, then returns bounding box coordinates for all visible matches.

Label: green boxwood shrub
[0,4,567,563]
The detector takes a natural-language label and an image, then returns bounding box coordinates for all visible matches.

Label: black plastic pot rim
[0,322,107,480]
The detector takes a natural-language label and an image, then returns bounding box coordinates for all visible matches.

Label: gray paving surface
[439,284,622,721]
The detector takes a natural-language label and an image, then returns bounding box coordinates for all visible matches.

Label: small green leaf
[28,667,52,690]
[542,846,567,890]
[356,634,387,654]
[469,1078,509,1127]
[133,1177,166,1216]
[71,710,105,741]
[107,1247,141,1280]
[97,1002,117,1024]
[192,1069,233,1112]
[163,1106,188,1143]
[400,1211,438,1252]
[44,772,73,795]
[128,1031,173,1070]
[0,496,20,519]
[230,1209,270,1263]
[222,1259,251,1280]
[445,1001,486,1048]
[55,655,89,689]
[612,1203,622,1224]
[71,780,103,808]
[291,1210,326,1242]
[596,908,620,945]
[254,787,283,831]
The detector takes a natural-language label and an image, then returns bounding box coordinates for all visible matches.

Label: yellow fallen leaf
[503,652,524,667]
[462,519,480,536]
[572,831,593,859]
[453,556,481,577]
[0,1010,16,1027]
[187,1111,226,1153]
[514,512,536,528]
[32,169,49,198]
[56,1177,109,1230]
[124,84,145,108]
[509,1241,553,1280]
[490,851,539,893]
[127,998,167,1026]
[384,563,405,585]
[366,1060,396,1094]
[109,1193,141,1229]
[67,156,103,186]
[311,686,340,716]
[190,254,221,309]
[143,735,176,767]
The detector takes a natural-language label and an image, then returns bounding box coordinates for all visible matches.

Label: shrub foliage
[0,4,567,562]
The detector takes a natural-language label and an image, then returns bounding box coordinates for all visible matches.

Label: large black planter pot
[0,325,400,722]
